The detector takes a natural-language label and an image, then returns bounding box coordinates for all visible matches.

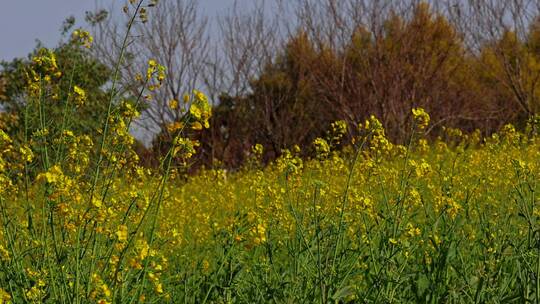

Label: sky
[0,0,241,62]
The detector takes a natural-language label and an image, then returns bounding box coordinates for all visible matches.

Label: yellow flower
[26,286,43,301]
[136,239,150,261]
[73,85,86,106]
[190,104,202,120]
[172,137,197,158]
[412,107,430,130]
[0,130,12,145]
[252,223,267,245]
[193,90,207,103]
[71,29,93,48]
[313,138,330,158]
[37,165,63,184]
[146,59,157,80]
[92,197,103,209]
[19,145,34,163]
[406,224,421,237]
[202,260,210,272]
[445,198,461,219]
[167,121,184,133]
[169,99,179,110]
[183,93,190,103]
[116,225,128,242]
[155,283,163,294]
[0,288,10,303]
[191,121,203,130]
[102,284,111,298]
[0,245,10,261]
[252,144,264,156]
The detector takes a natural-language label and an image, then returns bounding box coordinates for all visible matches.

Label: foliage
[5,86,540,301]
[198,2,540,169]
[0,35,112,146]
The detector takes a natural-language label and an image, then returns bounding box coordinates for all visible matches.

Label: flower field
[3,1,540,303]
[2,100,540,302]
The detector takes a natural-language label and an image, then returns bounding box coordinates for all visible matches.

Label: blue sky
[0,0,241,62]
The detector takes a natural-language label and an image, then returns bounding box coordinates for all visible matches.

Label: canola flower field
[3,1,540,303]
[3,99,540,303]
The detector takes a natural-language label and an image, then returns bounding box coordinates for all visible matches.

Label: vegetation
[0,39,119,155]
[2,0,540,303]
[197,2,540,168]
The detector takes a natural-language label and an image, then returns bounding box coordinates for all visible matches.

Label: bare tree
[87,0,540,167]
[210,0,283,97]
[444,0,540,118]
[91,0,210,141]
[198,0,289,161]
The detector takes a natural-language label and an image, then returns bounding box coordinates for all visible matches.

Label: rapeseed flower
[412,107,430,130]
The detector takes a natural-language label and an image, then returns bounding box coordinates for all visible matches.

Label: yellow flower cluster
[172,136,198,159]
[412,107,430,130]
[71,29,94,49]
[30,48,61,80]
[72,85,86,106]
[189,90,212,130]
[0,288,10,304]
[1,105,539,301]
[313,137,330,158]
[146,59,165,88]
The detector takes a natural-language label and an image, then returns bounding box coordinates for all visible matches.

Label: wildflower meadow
[2,0,540,303]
